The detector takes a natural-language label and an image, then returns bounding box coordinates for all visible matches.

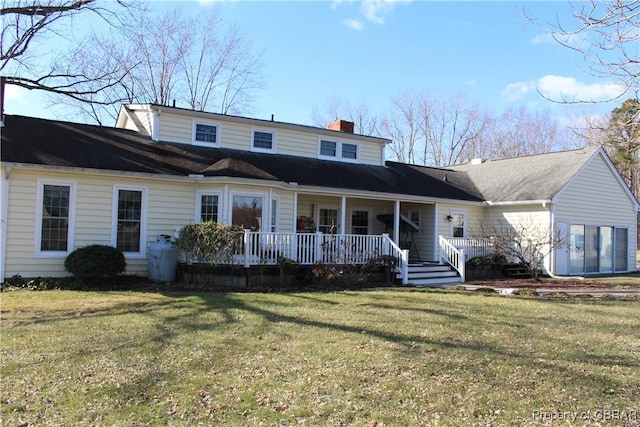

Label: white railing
[439,236,465,281]
[238,231,406,269]
[445,237,494,260]
[382,233,409,285]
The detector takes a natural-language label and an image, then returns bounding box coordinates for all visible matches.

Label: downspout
[1,165,11,281]
[151,109,160,141]
[547,201,555,276]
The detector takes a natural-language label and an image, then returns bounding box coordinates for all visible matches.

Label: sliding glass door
[569,224,628,275]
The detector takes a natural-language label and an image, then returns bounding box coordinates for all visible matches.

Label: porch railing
[445,237,494,260]
[235,231,409,284]
[438,236,466,281]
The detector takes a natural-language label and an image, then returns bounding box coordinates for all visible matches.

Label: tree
[480,217,569,281]
[311,96,380,136]
[605,98,640,196]
[1,0,128,102]
[58,4,264,124]
[528,1,639,102]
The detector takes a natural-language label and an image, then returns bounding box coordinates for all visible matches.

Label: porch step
[397,263,462,286]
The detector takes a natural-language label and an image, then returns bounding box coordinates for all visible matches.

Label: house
[1,103,637,285]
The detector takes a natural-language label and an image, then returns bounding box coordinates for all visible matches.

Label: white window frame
[350,208,371,235]
[318,137,359,162]
[270,192,279,232]
[195,190,223,223]
[449,209,466,238]
[341,142,360,162]
[229,190,268,231]
[34,179,77,257]
[318,138,338,159]
[192,119,220,147]
[251,127,277,153]
[111,185,148,259]
[317,205,339,234]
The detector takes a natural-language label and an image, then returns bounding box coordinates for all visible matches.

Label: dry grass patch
[1,289,639,425]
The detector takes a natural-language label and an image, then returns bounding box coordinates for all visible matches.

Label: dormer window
[319,139,337,157]
[319,138,359,162]
[342,143,358,160]
[193,120,219,147]
[252,128,276,153]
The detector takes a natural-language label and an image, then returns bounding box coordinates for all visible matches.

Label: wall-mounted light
[446,215,453,222]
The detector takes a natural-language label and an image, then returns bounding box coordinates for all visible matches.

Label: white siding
[4,170,196,278]
[151,110,385,165]
[554,153,637,271]
[436,203,486,238]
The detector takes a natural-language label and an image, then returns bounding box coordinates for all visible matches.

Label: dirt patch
[465,277,640,290]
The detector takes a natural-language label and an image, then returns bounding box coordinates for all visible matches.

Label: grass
[1,289,639,426]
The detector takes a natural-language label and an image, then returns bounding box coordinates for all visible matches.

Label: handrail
[383,233,409,285]
[438,235,465,281]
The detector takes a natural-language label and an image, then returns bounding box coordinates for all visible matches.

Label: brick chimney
[327,119,354,134]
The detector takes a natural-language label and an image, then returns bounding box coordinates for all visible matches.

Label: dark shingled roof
[1,115,483,202]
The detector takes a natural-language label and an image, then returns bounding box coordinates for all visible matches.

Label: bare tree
[381,91,425,164]
[311,96,381,136]
[1,0,128,102]
[480,217,569,281]
[57,4,264,124]
[527,1,640,102]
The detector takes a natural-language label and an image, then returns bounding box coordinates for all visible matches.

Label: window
[450,211,465,238]
[193,121,219,146]
[113,187,146,256]
[351,210,369,235]
[318,208,338,234]
[319,138,359,161]
[320,140,337,157]
[342,143,358,160]
[37,181,75,255]
[199,194,219,223]
[253,130,275,151]
[232,195,263,231]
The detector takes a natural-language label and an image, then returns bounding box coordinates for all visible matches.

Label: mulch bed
[466,277,640,290]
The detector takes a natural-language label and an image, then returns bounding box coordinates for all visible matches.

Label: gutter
[485,199,551,207]
[3,162,486,206]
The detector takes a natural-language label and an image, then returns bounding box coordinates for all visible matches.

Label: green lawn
[1,289,639,426]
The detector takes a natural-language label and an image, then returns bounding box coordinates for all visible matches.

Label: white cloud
[531,32,554,45]
[343,18,364,31]
[361,0,411,25]
[337,0,412,30]
[4,84,27,103]
[537,75,624,102]
[501,81,535,102]
[502,75,624,103]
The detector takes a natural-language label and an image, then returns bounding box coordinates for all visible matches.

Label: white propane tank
[148,234,177,282]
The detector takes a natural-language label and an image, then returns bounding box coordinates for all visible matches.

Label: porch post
[393,200,401,246]
[315,231,323,263]
[339,196,346,235]
[243,229,251,267]
[292,192,298,262]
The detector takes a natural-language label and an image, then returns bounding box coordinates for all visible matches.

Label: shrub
[473,287,496,293]
[175,222,244,264]
[65,245,126,281]
[513,288,539,297]
[466,253,507,267]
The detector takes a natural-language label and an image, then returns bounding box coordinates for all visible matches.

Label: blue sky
[4,1,625,127]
